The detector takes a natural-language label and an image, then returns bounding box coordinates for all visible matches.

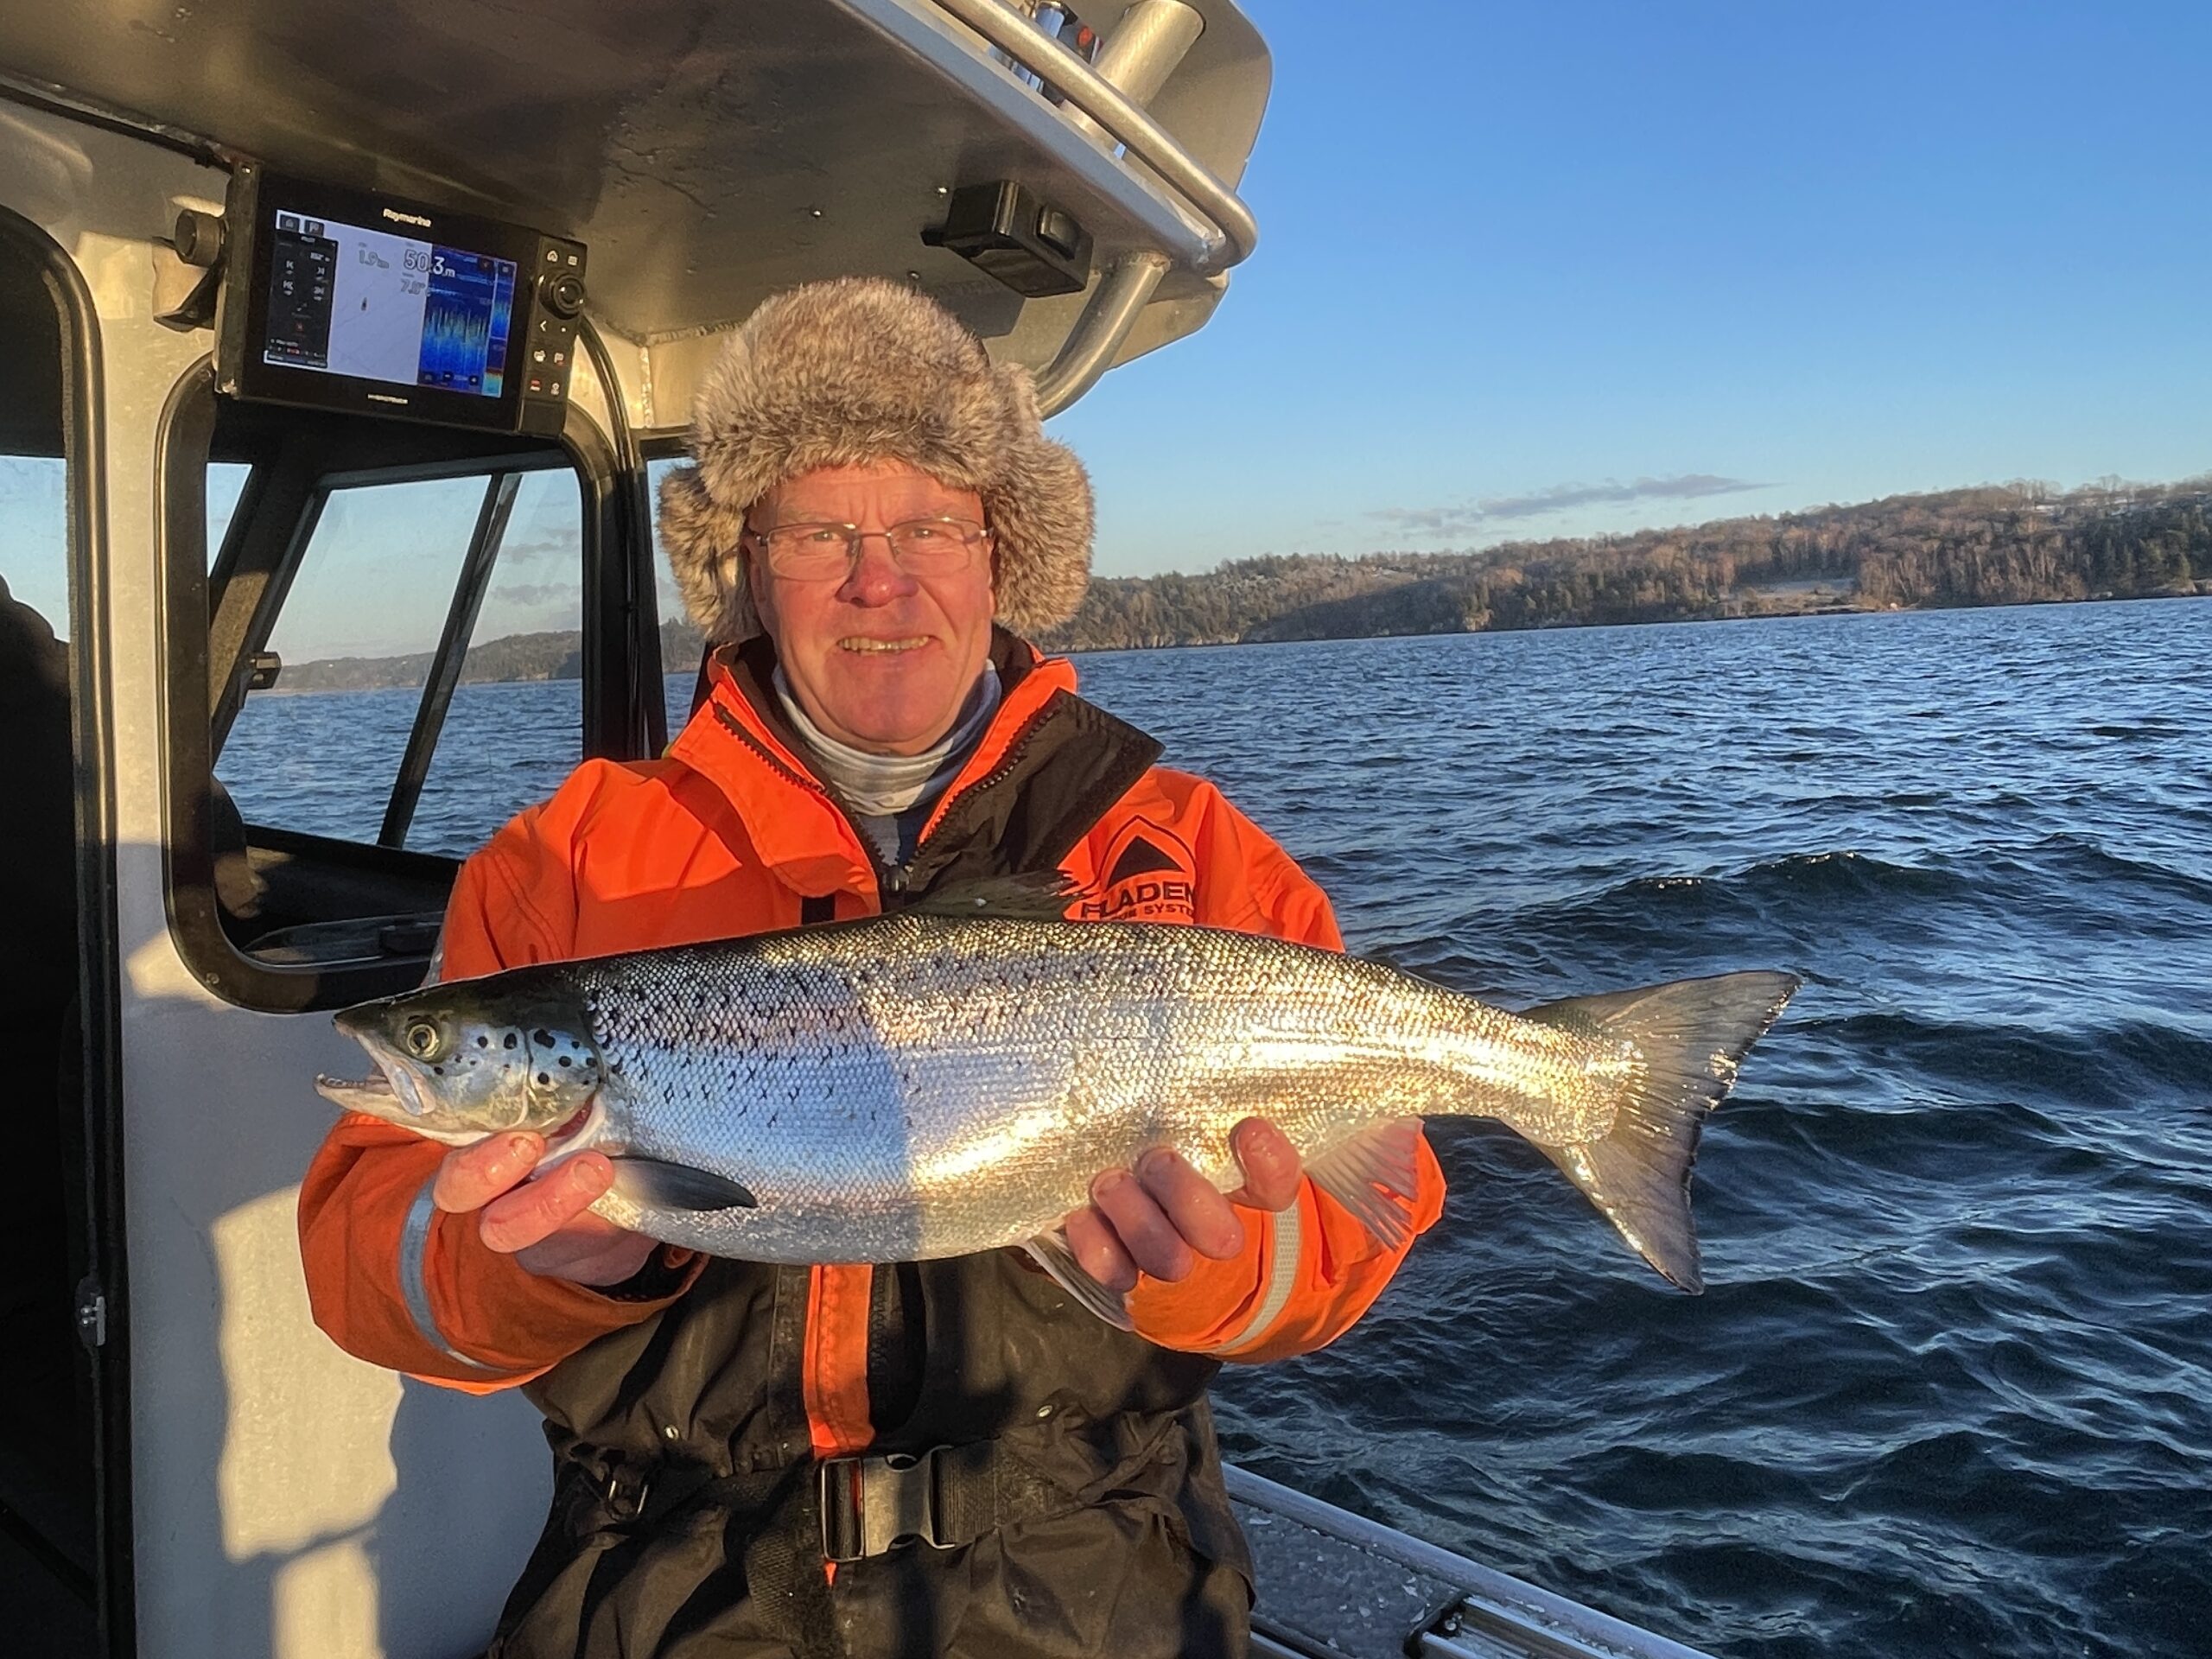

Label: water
[221,599,2212,1658]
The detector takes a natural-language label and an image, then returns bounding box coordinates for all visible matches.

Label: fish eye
[403,1020,444,1059]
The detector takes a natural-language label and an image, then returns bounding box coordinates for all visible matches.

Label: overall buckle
[601,1462,651,1523]
[818,1447,944,1562]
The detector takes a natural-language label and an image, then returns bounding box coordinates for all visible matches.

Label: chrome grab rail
[928,0,1258,274]
[1032,248,1168,415]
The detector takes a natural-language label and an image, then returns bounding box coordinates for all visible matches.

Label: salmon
[316,882,1797,1325]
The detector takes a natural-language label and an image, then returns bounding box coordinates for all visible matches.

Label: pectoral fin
[607,1156,757,1211]
[1020,1230,1135,1332]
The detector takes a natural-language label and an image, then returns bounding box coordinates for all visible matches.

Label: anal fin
[1305,1117,1425,1253]
[1020,1230,1135,1332]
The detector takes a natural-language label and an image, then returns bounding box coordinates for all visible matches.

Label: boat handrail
[929,0,1260,276]
[918,0,1254,413]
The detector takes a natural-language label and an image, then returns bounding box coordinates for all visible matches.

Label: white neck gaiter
[772,661,1003,818]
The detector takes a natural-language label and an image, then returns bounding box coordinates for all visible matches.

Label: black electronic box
[214,162,588,436]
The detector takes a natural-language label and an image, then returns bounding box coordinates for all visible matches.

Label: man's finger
[1136,1149,1245,1261]
[477,1153,615,1255]
[515,1226,660,1286]
[1090,1168,1194,1283]
[1229,1118,1303,1212]
[1065,1205,1138,1294]
[433,1132,544,1214]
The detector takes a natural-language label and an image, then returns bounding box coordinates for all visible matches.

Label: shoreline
[264,588,2209,693]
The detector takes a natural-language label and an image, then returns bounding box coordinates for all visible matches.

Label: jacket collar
[915,632,1079,845]
[667,628,1080,903]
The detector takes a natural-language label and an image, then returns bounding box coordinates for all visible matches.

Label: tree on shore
[274,479,2212,688]
[1039,479,2212,652]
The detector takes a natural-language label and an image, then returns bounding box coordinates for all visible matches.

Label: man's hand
[432,1133,659,1287]
[1065,1117,1302,1292]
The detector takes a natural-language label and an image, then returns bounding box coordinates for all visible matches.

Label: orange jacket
[299,642,1445,1452]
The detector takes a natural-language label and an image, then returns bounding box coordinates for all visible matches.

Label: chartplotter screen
[261,211,518,397]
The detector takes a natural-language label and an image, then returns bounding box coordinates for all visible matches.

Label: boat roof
[0,0,1268,419]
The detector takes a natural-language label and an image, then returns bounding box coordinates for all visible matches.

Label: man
[300,278,1446,1658]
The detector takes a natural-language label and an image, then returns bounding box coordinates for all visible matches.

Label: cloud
[498,533,579,564]
[1371,474,1766,537]
[485,581,574,610]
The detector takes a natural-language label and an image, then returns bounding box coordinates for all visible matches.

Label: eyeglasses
[744,516,992,581]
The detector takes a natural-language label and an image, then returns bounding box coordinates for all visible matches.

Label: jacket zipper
[711,700,902,897]
[710,696,1009,905]
[894,708,1058,899]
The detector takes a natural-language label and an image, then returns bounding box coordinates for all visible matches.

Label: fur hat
[658,277,1094,643]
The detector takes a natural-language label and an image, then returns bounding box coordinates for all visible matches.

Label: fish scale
[319,903,1798,1308]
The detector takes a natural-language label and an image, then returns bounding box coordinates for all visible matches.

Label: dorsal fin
[905,871,1077,923]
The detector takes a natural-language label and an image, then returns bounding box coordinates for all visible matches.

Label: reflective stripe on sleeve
[1210,1200,1305,1357]
[400,1177,501,1373]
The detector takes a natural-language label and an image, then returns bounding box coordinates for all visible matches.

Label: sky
[1054,0,2212,577]
[5,1,2209,652]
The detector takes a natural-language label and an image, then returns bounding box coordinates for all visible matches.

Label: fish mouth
[315,1064,428,1118]
[315,1064,493,1147]
[315,1060,602,1148]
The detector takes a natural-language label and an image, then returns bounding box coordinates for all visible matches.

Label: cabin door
[0,202,117,1656]
[3,95,667,1649]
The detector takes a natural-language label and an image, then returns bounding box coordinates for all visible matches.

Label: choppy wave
[1080,601,2212,1659]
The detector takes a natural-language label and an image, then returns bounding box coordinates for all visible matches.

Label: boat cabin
[0,4,1707,1656]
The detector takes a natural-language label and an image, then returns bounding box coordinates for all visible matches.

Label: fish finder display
[261,211,517,397]
[221,163,584,435]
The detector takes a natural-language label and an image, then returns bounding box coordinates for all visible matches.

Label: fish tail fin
[1519,970,1799,1293]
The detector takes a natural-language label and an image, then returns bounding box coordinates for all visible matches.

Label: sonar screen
[415,247,517,396]
[218,166,587,436]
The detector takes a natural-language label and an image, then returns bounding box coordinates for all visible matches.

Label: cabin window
[206,464,251,571]
[156,358,650,1012]
[216,467,584,855]
[2,455,67,630]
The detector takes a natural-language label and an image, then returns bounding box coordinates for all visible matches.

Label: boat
[0,3,1712,1654]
